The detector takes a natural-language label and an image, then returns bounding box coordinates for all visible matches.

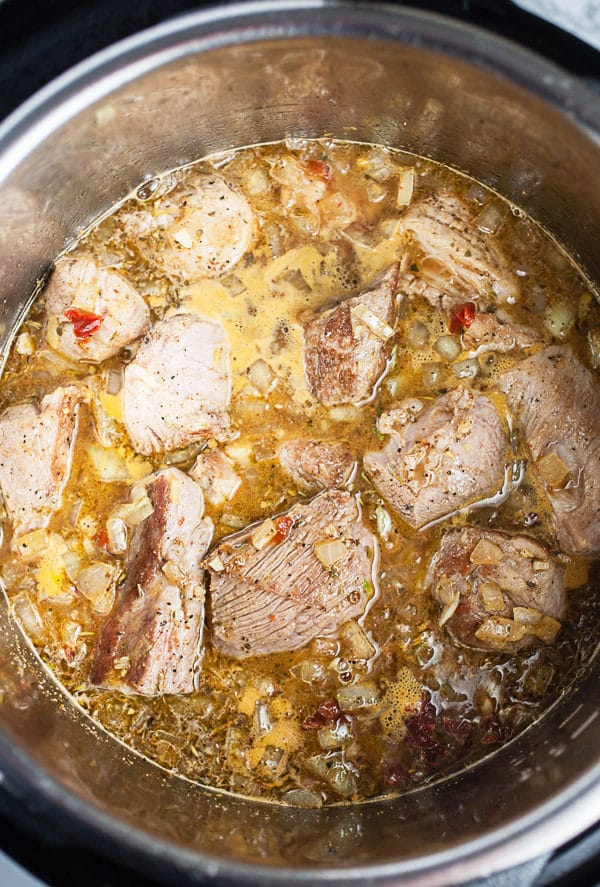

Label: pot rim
[0,2,599,883]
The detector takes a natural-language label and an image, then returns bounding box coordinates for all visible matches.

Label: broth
[1,140,599,806]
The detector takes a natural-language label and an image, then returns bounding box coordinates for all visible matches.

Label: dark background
[0,0,598,884]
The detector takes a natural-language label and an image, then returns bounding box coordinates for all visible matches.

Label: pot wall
[0,5,598,884]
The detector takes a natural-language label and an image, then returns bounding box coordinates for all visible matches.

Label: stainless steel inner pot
[0,3,598,885]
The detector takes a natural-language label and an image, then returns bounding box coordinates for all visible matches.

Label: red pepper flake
[95,530,109,549]
[303,698,349,730]
[269,614,276,622]
[64,308,103,341]
[304,159,333,183]
[449,301,476,335]
[273,515,294,543]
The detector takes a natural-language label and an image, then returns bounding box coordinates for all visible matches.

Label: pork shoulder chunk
[91,467,213,695]
[303,263,399,406]
[190,450,241,507]
[208,490,377,658]
[499,346,600,555]
[122,174,256,280]
[45,255,150,363]
[397,193,519,310]
[278,438,355,492]
[364,387,508,529]
[122,313,231,455]
[426,527,565,652]
[0,386,86,541]
[463,311,540,354]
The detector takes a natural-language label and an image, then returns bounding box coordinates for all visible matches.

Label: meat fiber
[0,386,86,541]
[122,174,256,280]
[278,438,355,492]
[190,450,241,507]
[91,468,213,695]
[397,192,519,309]
[364,387,508,529]
[44,255,149,363]
[427,527,565,652]
[122,313,231,455]
[303,263,399,406]
[208,490,377,658]
[499,345,600,555]
[463,311,540,354]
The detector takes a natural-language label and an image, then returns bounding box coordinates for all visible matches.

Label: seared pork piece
[278,438,355,492]
[45,255,150,363]
[91,468,212,695]
[122,174,255,280]
[0,386,85,541]
[463,311,540,354]
[398,193,518,309]
[190,450,241,507]
[303,264,399,406]
[499,346,600,555]
[364,387,507,529]
[427,527,565,652]
[208,490,376,658]
[122,313,231,455]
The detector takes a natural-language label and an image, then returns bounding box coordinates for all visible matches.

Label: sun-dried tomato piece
[64,308,103,341]
[303,698,348,729]
[449,301,476,335]
[304,159,333,183]
[274,515,294,543]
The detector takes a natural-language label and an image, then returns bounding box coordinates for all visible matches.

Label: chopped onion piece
[247,358,276,394]
[318,719,353,749]
[340,620,376,659]
[396,168,415,208]
[329,405,361,422]
[366,180,387,203]
[535,616,561,643]
[470,539,504,565]
[16,332,35,356]
[513,606,542,626]
[105,368,123,395]
[87,444,130,482]
[208,555,225,573]
[375,504,392,540]
[77,562,118,615]
[475,201,505,234]
[434,335,461,362]
[336,682,379,711]
[62,619,81,647]
[245,168,269,195]
[480,581,505,612]
[283,788,323,808]
[453,357,479,379]
[536,451,570,488]
[253,701,271,735]
[357,148,396,182]
[171,228,193,248]
[16,529,50,562]
[251,518,277,550]
[314,538,347,567]
[62,550,82,583]
[544,301,575,340]
[106,517,127,555]
[351,304,394,341]
[475,617,528,647]
[12,592,44,641]
[225,441,253,464]
[306,753,357,797]
[111,494,154,526]
[289,660,327,684]
[439,588,460,626]
[422,361,443,388]
[162,560,184,584]
[407,320,429,350]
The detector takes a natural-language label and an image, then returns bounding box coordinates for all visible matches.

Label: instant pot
[0,1,599,884]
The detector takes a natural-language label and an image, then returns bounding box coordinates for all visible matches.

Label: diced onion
[306,754,357,797]
[475,617,528,647]
[317,720,353,750]
[314,538,347,567]
[289,660,327,684]
[375,505,392,540]
[208,555,225,573]
[87,444,130,482]
[105,368,123,395]
[171,228,194,248]
[245,168,269,195]
[422,361,443,388]
[162,560,184,584]
[111,494,154,526]
[340,620,376,659]
[106,517,128,555]
[12,592,44,641]
[453,357,480,379]
[225,441,253,464]
[247,358,276,394]
[329,405,361,422]
[434,335,461,362]
[470,538,504,565]
[544,301,575,340]
[513,606,542,626]
[15,332,35,356]
[251,518,277,550]
[535,616,561,643]
[336,682,379,711]
[16,529,51,562]
[396,168,415,208]
[77,562,118,614]
[475,201,505,234]
[351,304,394,341]
[480,581,505,612]
[366,180,387,204]
[536,451,570,488]
[358,148,397,182]
[439,587,460,627]
[407,320,429,350]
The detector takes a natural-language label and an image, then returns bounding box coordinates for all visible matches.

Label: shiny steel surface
[0,3,598,884]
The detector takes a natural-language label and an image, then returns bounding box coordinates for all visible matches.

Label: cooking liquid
[0,140,599,805]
